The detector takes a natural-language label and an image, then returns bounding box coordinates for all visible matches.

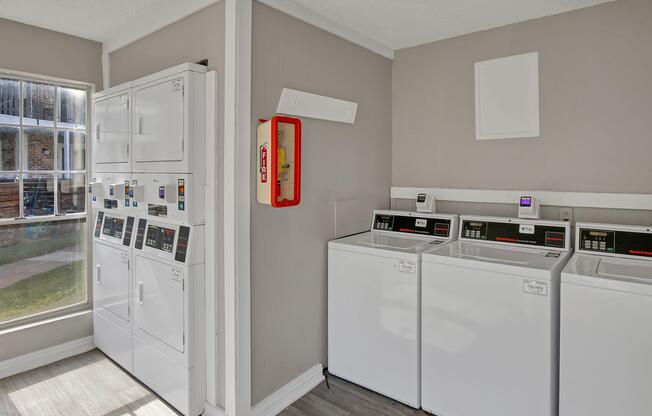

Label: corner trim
[204,402,227,416]
[250,364,325,416]
[257,0,394,59]
[0,336,94,380]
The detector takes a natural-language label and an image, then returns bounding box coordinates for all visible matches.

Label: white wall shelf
[391,187,652,211]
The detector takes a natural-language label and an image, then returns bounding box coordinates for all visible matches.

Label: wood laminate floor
[1,350,428,416]
[280,374,429,416]
[0,349,178,416]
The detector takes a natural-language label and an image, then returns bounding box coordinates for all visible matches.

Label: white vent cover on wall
[475,51,540,140]
[277,88,358,124]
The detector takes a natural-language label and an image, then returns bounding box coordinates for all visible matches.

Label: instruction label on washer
[523,279,548,296]
[399,261,416,274]
[519,224,535,234]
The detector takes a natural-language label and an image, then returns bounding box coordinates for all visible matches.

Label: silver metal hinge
[183,333,185,346]
[127,259,130,270]
[182,279,185,291]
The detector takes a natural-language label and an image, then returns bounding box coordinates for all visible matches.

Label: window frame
[0,68,93,330]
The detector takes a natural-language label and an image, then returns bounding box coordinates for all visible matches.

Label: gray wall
[392,0,652,194]
[0,19,101,362]
[109,1,226,406]
[250,2,392,404]
[0,18,103,88]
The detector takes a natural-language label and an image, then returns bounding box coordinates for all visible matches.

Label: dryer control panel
[577,223,652,259]
[372,211,457,239]
[460,216,570,250]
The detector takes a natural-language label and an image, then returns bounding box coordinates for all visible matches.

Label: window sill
[0,212,87,226]
[0,308,91,336]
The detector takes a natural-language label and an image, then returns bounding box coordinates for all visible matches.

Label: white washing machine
[132,217,205,416]
[421,215,572,416]
[92,210,137,372]
[328,210,459,408]
[560,223,652,416]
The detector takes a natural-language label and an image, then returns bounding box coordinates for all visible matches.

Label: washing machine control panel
[134,219,193,263]
[94,211,135,247]
[461,218,568,249]
[373,213,452,237]
[145,225,176,253]
[578,225,652,258]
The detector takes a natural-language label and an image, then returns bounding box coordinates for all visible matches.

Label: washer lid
[423,240,570,279]
[562,253,652,295]
[355,232,425,250]
[597,257,652,284]
[329,231,442,260]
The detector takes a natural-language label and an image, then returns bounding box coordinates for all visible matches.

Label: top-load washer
[420,215,572,416]
[328,210,459,408]
[560,223,652,416]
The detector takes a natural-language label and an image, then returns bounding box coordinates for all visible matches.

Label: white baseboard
[203,402,226,416]
[250,364,325,416]
[0,336,94,379]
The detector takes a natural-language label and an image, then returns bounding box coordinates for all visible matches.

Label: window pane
[57,130,85,170]
[57,173,86,214]
[0,175,19,219]
[22,81,55,127]
[0,78,20,124]
[0,126,19,171]
[58,87,86,129]
[24,127,55,170]
[23,173,54,217]
[0,219,87,324]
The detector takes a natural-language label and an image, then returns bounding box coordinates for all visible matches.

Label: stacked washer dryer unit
[421,216,572,416]
[91,63,207,416]
[560,223,652,416]
[91,81,137,374]
[328,210,459,408]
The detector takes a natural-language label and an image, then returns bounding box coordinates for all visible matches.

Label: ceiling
[285,0,615,50]
[0,0,220,51]
[0,0,614,55]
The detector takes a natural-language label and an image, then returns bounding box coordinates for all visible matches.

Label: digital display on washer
[373,214,452,237]
[102,216,125,239]
[462,220,567,248]
[579,227,652,258]
[145,225,176,253]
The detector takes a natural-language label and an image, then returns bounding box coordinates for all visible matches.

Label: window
[0,74,90,326]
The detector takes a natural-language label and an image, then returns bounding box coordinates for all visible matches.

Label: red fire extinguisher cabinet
[257,116,302,207]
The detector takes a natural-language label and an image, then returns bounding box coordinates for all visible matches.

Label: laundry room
[0,1,651,416]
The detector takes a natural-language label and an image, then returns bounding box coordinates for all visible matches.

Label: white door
[328,249,420,407]
[93,242,130,321]
[133,77,185,163]
[134,256,185,352]
[93,93,130,167]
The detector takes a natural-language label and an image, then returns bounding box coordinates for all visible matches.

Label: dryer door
[93,93,130,168]
[133,76,185,164]
[134,255,185,352]
[93,242,130,321]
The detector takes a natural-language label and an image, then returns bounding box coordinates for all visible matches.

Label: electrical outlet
[559,207,573,223]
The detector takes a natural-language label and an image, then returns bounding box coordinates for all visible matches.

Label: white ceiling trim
[103,0,222,53]
[257,0,395,59]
